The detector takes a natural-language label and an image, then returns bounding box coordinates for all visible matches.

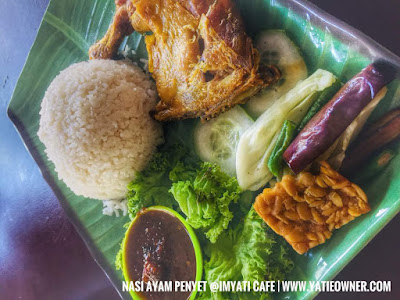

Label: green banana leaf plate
[7,0,400,299]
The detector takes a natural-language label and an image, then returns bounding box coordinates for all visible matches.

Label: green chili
[268,120,297,177]
[297,79,342,132]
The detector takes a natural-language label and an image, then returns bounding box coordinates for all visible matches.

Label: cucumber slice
[194,106,254,176]
[244,30,308,118]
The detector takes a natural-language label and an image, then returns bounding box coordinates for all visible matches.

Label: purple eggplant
[283,61,396,174]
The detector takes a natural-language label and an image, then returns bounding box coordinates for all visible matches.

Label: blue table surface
[0,1,399,299]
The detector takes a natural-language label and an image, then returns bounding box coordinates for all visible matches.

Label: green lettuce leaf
[126,144,188,219]
[170,162,241,243]
[200,209,294,299]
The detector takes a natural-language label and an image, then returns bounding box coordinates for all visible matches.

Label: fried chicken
[89,0,280,121]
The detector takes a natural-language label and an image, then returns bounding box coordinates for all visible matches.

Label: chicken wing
[89,0,280,121]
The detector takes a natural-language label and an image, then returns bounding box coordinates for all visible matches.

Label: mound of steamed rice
[38,59,163,201]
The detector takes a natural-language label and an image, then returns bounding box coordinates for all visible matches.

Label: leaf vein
[44,12,89,54]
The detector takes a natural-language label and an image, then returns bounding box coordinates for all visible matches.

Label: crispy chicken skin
[89,0,280,121]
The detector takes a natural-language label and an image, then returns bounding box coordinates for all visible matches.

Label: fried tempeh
[254,161,370,254]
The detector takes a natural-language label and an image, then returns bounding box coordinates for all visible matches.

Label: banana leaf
[7,0,400,299]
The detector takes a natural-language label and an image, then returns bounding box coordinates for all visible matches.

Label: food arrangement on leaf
[23,0,400,299]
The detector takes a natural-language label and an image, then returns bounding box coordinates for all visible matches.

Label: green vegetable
[236,69,338,191]
[170,162,241,243]
[268,120,297,177]
[115,222,131,271]
[115,248,123,271]
[127,140,241,243]
[297,78,342,132]
[126,144,189,219]
[199,209,294,299]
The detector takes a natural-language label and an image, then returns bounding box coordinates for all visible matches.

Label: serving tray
[8,0,400,299]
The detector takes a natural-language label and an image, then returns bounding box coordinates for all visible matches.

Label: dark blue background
[0,1,398,299]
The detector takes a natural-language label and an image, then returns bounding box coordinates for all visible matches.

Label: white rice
[121,44,132,58]
[102,199,128,217]
[38,59,163,203]
[140,58,149,71]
